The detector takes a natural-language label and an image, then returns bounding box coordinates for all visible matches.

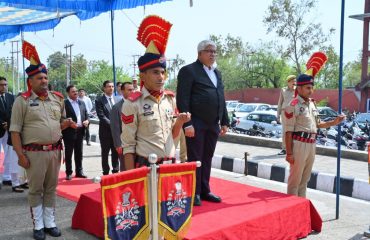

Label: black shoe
[201,193,222,203]
[44,227,61,237]
[33,229,45,240]
[65,174,72,180]
[20,183,29,189]
[2,180,11,186]
[278,150,286,155]
[75,173,87,178]
[12,186,24,193]
[193,194,201,206]
[86,142,91,146]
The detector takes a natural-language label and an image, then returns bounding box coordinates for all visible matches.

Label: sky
[0,0,366,78]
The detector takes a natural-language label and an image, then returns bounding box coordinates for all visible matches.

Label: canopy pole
[110,9,117,95]
[21,31,26,90]
[336,0,345,220]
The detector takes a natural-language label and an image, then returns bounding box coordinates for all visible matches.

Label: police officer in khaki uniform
[10,41,72,240]
[277,75,296,155]
[121,16,190,170]
[285,70,345,198]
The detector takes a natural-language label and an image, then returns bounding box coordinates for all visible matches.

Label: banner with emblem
[158,162,197,240]
[101,167,150,240]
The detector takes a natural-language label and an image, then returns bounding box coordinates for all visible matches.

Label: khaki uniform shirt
[277,87,295,118]
[9,91,64,145]
[121,87,176,158]
[284,95,320,133]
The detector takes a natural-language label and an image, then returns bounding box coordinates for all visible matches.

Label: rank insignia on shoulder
[285,110,294,119]
[121,113,134,124]
[128,92,142,101]
[164,90,175,97]
[290,98,299,106]
[51,91,64,99]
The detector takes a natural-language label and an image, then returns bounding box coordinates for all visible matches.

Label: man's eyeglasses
[202,50,217,55]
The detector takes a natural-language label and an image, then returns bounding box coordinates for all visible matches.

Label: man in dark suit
[110,82,134,171]
[0,76,17,190]
[62,85,89,180]
[177,40,229,206]
[95,80,119,175]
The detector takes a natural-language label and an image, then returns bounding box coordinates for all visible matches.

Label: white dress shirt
[203,64,218,88]
[68,98,82,127]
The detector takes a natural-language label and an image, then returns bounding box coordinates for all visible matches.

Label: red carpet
[67,177,322,240]
[56,172,99,202]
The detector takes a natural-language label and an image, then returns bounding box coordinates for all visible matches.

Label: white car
[234,103,271,118]
[227,101,241,112]
[235,110,282,134]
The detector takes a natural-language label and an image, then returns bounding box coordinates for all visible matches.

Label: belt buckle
[42,145,52,151]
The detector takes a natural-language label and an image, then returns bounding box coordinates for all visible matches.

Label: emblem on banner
[115,191,140,231]
[166,181,187,217]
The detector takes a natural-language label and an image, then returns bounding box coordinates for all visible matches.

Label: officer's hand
[333,114,346,125]
[286,154,294,165]
[70,121,78,129]
[116,147,123,155]
[177,112,191,124]
[220,125,228,136]
[83,120,89,127]
[2,122,7,130]
[184,126,195,138]
[18,154,30,169]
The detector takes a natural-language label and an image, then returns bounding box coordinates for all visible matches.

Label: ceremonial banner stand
[100,154,199,240]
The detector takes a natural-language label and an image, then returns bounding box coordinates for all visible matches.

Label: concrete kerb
[212,154,370,201]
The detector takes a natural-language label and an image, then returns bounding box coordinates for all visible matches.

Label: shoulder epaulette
[164,90,175,97]
[290,98,299,106]
[20,91,31,100]
[128,91,142,102]
[51,91,64,99]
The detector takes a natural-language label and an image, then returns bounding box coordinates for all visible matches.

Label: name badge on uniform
[29,100,39,107]
[143,104,154,116]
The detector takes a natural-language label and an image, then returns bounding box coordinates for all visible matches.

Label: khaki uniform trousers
[25,150,61,207]
[287,140,316,197]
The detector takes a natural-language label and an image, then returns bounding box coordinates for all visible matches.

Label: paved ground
[0,124,369,239]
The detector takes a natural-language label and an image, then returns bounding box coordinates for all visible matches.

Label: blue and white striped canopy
[0,0,172,42]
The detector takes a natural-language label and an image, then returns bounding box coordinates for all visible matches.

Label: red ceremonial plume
[305,52,328,78]
[137,15,172,55]
[22,40,41,65]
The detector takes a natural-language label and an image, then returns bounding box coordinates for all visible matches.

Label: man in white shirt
[62,85,89,180]
[78,89,93,145]
[114,82,123,102]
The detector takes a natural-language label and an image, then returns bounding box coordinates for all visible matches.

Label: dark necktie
[108,97,113,109]
[0,95,6,109]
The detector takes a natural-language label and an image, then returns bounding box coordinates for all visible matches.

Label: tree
[47,51,66,69]
[264,0,335,73]
[72,54,87,80]
[343,59,362,88]
[315,45,340,89]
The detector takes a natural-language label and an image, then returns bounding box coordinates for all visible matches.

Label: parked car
[234,103,271,118]
[317,107,338,121]
[354,113,370,129]
[235,110,282,133]
[227,101,241,112]
[266,105,278,111]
